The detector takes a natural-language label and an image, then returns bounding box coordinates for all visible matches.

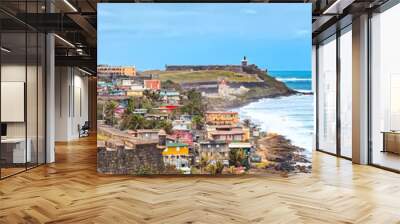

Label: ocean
[234,71,314,152]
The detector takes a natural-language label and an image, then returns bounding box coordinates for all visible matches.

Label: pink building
[144,79,161,90]
[169,130,193,146]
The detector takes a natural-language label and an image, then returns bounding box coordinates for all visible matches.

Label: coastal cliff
[149,63,298,110]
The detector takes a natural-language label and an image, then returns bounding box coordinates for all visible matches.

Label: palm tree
[229,148,245,167]
[243,119,251,128]
[215,160,224,174]
[200,155,208,174]
[192,115,204,130]
[104,101,118,126]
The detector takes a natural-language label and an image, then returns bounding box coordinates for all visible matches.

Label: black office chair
[79,121,90,138]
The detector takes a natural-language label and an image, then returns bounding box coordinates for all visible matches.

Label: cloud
[241,9,257,15]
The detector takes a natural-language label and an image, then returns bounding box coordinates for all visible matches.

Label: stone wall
[97,140,165,175]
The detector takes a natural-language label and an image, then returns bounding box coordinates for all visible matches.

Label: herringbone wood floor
[1,136,400,224]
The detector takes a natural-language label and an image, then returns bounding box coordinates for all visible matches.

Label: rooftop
[206,111,238,115]
[199,140,228,145]
[136,129,161,133]
[166,142,188,147]
[210,130,244,135]
[228,142,252,148]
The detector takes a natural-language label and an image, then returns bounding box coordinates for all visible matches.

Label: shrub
[206,164,217,175]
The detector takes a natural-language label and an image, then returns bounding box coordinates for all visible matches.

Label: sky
[98,3,311,71]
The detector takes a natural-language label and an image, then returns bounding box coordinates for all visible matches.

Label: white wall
[55,67,89,141]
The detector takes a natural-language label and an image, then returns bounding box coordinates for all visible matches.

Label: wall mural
[97,3,313,175]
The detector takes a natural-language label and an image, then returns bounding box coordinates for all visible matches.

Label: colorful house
[153,105,180,113]
[205,111,239,125]
[133,108,148,115]
[206,125,249,141]
[169,130,193,146]
[145,114,169,121]
[172,119,192,131]
[160,90,180,104]
[136,129,161,141]
[126,89,143,97]
[209,130,244,142]
[198,140,229,161]
[144,79,161,90]
[97,65,136,76]
[162,143,190,169]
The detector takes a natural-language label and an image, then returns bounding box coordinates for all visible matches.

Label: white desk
[1,138,31,163]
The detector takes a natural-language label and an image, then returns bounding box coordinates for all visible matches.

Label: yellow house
[205,111,239,125]
[163,143,189,156]
[126,90,143,97]
[97,65,136,76]
[163,143,189,169]
[242,127,250,141]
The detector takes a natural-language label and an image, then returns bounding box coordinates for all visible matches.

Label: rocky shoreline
[253,133,312,174]
[206,89,312,111]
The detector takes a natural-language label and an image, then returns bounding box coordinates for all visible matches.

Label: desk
[1,138,31,163]
[382,131,400,154]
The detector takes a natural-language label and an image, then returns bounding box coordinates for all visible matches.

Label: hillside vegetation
[155,70,260,83]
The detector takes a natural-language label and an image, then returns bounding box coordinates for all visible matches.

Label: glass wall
[339,27,352,158]
[317,35,337,154]
[0,2,46,179]
[370,3,400,171]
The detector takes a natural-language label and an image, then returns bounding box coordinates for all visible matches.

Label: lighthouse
[241,56,248,67]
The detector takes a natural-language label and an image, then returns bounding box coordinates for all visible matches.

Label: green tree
[181,89,205,116]
[126,97,135,114]
[144,89,161,102]
[243,119,251,128]
[215,160,224,174]
[131,114,146,130]
[120,114,146,130]
[200,155,208,174]
[192,115,204,130]
[138,97,154,113]
[229,148,245,167]
[119,114,132,130]
[161,80,182,92]
[206,163,217,175]
[104,101,118,126]
[155,120,173,134]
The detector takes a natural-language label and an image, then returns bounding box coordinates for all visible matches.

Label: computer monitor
[1,123,7,137]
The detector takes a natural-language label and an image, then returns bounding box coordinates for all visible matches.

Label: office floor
[372,150,400,171]
[0,136,400,223]
[0,167,25,177]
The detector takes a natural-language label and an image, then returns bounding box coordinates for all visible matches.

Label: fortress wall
[165,65,243,73]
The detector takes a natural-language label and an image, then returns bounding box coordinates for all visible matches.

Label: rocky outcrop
[256,134,311,173]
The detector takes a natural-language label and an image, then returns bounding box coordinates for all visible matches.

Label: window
[370,4,400,171]
[317,35,337,154]
[0,2,46,179]
[339,27,352,158]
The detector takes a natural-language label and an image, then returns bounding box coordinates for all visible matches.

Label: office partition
[0,1,46,179]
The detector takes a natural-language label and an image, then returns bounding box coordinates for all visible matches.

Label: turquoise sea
[235,71,314,152]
